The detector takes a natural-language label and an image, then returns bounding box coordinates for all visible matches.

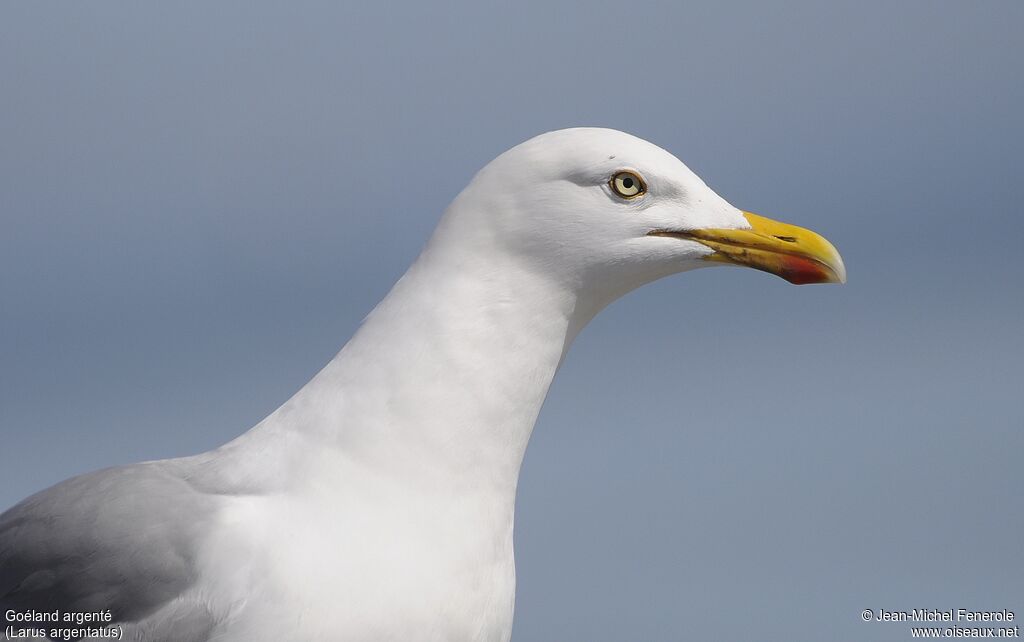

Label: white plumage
[0,128,843,641]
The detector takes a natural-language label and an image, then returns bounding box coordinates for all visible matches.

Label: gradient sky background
[2,2,1022,640]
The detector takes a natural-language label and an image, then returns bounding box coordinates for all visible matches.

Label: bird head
[432,128,845,308]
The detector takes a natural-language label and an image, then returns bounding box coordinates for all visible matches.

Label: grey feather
[0,461,221,640]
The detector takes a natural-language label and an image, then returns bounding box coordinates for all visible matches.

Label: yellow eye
[610,171,646,198]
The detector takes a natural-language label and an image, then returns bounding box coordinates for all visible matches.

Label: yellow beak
[651,211,846,285]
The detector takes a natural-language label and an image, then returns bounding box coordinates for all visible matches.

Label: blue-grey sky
[2,2,1021,640]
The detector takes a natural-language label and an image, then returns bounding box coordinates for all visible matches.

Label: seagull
[0,128,844,641]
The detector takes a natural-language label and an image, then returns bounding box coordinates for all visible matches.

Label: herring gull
[0,128,845,641]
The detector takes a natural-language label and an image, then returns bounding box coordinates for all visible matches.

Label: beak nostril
[773,235,798,243]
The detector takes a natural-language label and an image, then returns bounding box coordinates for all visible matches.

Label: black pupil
[622,177,634,189]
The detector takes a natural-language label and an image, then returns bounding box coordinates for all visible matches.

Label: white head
[427,128,844,316]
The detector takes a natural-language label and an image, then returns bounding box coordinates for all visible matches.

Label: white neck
[221,206,599,498]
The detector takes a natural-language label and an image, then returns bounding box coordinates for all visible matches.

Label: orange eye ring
[610,171,646,198]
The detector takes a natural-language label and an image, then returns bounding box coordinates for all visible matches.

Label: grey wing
[0,462,221,640]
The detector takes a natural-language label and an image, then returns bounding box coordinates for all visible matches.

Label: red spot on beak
[779,255,833,285]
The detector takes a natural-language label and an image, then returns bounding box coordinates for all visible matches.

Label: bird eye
[610,171,646,199]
